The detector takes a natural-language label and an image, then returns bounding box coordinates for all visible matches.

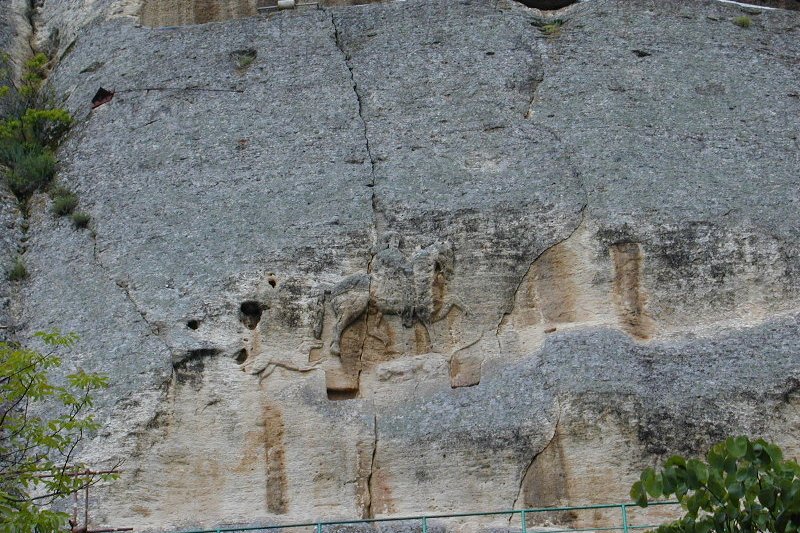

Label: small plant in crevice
[3,144,56,198]
[71,211,90,229]
[7,255,27,281]
[231,48,257,72]
[532,18,566,37]
[0,52,72,203]
[49,184,78,216]
[734,15,752,28]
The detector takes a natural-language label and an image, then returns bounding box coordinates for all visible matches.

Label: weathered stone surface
[0,1,22,343]
[1,0,799,531]
[0,185,21,343]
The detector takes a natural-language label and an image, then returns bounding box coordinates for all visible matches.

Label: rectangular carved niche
[610,243,655,339]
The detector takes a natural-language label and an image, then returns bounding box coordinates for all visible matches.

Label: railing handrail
[169,500,679,533]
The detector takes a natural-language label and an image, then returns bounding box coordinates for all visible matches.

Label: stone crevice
[509,400,561,521]
[89,233,173,358]
[328,11,385,236]
[366,411,378,519]
[22,0,37,57]
[523,73,544,120]
[329,10,385,395]
[495,203,587,338]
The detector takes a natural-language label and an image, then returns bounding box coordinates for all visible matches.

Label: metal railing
[170,501,679,533]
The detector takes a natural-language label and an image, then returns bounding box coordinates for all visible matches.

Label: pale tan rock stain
[263,403,289,514]
[139,0,387,28]
[611,243,655,340]
[139,0,256,27]
[522,423,569,509]
[369,461,396,517]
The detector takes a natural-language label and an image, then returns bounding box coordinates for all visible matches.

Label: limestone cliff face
[1,0,799,531]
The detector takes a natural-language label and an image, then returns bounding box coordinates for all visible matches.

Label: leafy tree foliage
[632,436,800,533]
[0,331,113,532]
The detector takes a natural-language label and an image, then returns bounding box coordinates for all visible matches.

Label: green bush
[71,211,90,229]
[0,139,27,165]
[51,189,77,216]
[632,436,800,533]
[7,256,27,281]
[5,147,56,198]
[0,54,71,202]
[734,16,752,28]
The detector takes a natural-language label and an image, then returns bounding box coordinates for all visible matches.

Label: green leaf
[0,328,113,529]
[665,456,687,468]
[631,480,648,507]
[642,468,663,498]
[727,478,745,500]
[690,460,709,483]
[727,436,749,459]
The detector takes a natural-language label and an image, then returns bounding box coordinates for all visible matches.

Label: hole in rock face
[513,0,577,9]
[268,277,277,288]
[327,388,359,401]
[235,349,248,364]
[187,319,200,330]
[239,300,264,330]
[91,87,114,109]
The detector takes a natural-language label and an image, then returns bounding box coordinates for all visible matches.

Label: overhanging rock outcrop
[1,0,799,530]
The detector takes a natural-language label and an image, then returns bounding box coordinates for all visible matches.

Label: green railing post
[621,504,629,533]
[422,515,428,533]
[520,510,527,533]
[316,521,322,533]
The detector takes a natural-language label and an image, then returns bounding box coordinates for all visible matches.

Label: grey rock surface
[0,0,21,343]
[1,0,798,531]
[0,185,20,343]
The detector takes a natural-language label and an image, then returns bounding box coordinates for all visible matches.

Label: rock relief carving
[328,233,466,356]
[313,233,467,397]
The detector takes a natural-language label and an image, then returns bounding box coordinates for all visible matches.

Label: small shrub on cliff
[50,187,78,216]
[0,53,72,201]
[532,18,565,36]
[4,146,56,198]
[632,436,800,533]
[734,16,752,28]
[6,256,27,281]
[71,211,90,229]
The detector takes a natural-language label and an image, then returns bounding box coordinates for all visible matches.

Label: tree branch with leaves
[632,436,800,533]
[0,331,117,533]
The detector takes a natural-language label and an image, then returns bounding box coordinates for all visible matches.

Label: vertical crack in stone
[329,11,385,392]
[366,411,378,519]
[523,74,544,119]
[22,0,38,57]
[329,11,385,233]
[89,232,173,357]
[509,401,561,523]
[496,204,586,337]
